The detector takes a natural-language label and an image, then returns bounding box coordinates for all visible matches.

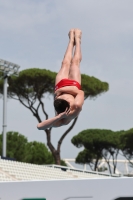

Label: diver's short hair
[54,99,70,114]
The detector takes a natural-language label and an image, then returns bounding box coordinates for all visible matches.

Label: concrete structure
[0,158,133,200]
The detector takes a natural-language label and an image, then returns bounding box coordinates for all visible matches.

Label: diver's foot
[75,28,82,43]
[68,29,75,45]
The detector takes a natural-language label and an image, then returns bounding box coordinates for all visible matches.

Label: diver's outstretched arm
[37,108,70,130]
[37,115,61,130]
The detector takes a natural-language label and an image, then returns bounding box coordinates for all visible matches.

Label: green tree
[23,141,54,164]
[71,129,122,174]
[0,131,60,165]
[0,131,28,161]
[101,130,123,174]
[0,68,109,165]
[120,128,133,166]
[74,148,102,171]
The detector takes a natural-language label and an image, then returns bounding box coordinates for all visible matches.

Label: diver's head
[54,99,70,114]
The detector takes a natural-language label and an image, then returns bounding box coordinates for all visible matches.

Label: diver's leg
[68,29,82,84]
[55,29,75,85]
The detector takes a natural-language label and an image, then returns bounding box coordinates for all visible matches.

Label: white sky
[0,0,133,160]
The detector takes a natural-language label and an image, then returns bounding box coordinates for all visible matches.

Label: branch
[30,102,38,113]
[94,157,99,171]
[84,96,89,100]
[49,127,52,132]
[27,96,35,111]
[8,95,19,101]
[89,163,94,171]
[122,153,133,166]
[39,98,48,119]
[57,117,78,152]
[45,129,56,156]
[36,101,41,112]
[112,149,119,174]
[19,98,31,109]
[17,97,53,149]
[18,95,37,115]
[103,152,112,174]
[18,97,42,122]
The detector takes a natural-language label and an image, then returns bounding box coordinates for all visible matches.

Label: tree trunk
[94,158,99,171]
[54,151,61,165]
[47,118,78,165]
[45,129,61,165]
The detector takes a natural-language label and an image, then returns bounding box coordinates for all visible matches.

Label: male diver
[37,29,84,130]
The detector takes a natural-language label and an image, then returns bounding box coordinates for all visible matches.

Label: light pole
[0,59,20,157]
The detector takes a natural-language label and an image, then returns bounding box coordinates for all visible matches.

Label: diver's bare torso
[54,86,81,126]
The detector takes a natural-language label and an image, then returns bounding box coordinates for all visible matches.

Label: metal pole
[2,74,8,157]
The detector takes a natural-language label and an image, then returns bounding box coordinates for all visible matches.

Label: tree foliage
[0,68,109,164]
[71,129,123,174]
[0,131,55,165]
[0,131,27,161]
[120,128,133,166]
[23,141,54,164]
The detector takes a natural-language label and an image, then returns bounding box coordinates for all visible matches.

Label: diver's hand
[58,107,71,119]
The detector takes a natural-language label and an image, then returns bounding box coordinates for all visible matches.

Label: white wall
[0,177,133,200]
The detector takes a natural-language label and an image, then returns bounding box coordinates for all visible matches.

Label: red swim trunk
[55,79,81,91]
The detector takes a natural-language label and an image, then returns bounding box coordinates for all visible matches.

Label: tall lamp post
[0,59,20,157]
